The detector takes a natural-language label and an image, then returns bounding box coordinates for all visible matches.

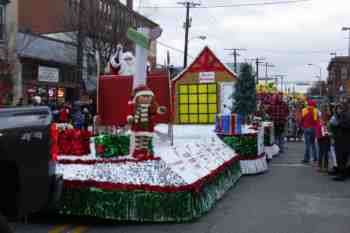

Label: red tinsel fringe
[63,155,241,193]
[58,157,160,165]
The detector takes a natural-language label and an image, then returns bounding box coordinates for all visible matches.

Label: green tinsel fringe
[55,161,241,222]
[223,135,257,157]
[94,134,154,158]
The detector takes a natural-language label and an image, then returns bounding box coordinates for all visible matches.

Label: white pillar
[133,27,150,89]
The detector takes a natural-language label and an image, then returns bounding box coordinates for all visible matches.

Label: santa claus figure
[107,44,136,76]
[127,85,166,160]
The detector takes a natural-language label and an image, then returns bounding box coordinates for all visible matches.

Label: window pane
[208,94,217,103]
[198,94,207,103]
[199,104,208,113]
[209,104,217,113]
[179,85,188,94]
[198,84,207,93]
[180,114,189,123]
[209,114,216,123]
[180,104,188,113]
[189,114,198,123]
[208,84,217,93]
[189,104,198,113]
[179,95,188,103]
[189,94,198,103]
[189,85,198,94]
[199,114,208,123]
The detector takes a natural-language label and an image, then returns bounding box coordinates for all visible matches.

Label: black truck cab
[0,107,62,230]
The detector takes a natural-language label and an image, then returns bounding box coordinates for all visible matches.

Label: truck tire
[0,212,14,233]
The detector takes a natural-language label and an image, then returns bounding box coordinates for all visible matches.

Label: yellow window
[179,95,188,103]
[189,114,198,123]
[189,104,198,113]
[199,104,208,113]
[199,114,208,123]
[208,104,217,113]
[180,105,188,113]
[208,94,217,103]
[198,84,207,93]
[189,85,198,94]
[179,85,188,94]
[209,114,216,123]
[198,94,207,103]
[189,95,198,103]
[180,114,189,123]
[208,84,217,93]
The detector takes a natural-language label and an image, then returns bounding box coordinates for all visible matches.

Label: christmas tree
[233,63,256,118]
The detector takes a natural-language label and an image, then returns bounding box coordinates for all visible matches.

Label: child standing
[316,105,331,172]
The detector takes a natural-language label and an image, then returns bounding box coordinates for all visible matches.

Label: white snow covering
[57,124,240,186]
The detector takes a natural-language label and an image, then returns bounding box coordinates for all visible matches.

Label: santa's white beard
[119,60,135,76]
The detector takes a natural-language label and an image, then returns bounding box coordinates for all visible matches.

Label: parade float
[52,28,243,222]
[51,26,288,221]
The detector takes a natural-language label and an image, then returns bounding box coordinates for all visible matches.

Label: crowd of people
[262,93,350,182]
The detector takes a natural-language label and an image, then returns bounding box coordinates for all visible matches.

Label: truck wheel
[0,212,14,233]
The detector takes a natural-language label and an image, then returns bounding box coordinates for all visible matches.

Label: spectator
[316,106,331,172]
[266,93,289,154]
[16,98,24,107]
[330,100,350,181]
[301,100,319,164]
[59,104,70,123]
[73,102,84,129]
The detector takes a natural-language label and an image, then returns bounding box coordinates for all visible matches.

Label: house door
[220,82,235,114]
[178,83,218,124]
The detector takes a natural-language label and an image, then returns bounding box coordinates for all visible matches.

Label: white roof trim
[172,46,238,83]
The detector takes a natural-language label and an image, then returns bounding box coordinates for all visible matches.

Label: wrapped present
[57,129,92,155]
[215,113,242,136]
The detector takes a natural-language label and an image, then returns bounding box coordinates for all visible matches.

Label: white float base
[264,144,280,160]
[240,155,268,175]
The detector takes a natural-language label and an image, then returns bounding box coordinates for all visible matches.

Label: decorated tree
[233,63,256,119]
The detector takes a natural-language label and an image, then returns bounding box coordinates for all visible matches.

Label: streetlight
[308,63,322,96]
[342,27,350,56]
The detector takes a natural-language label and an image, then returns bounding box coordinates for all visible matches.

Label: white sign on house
[199,72,215,83]
[38,66,59,83]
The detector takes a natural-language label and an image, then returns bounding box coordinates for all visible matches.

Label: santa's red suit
[127,85,162,160]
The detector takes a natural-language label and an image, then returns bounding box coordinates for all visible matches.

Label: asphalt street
[12,142,350,233]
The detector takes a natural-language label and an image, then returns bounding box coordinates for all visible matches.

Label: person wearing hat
[127,85,166,160]
[301,100,319,164]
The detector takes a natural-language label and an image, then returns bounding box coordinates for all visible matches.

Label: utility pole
[255,57,265,84]
[225,48,246,73]
[178,1,201,68]
[342,27,350,56]
[264,62,275,84]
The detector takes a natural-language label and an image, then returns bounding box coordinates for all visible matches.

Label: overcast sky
[121,0,350,92]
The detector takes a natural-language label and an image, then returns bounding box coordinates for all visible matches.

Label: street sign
[127,27,150,49]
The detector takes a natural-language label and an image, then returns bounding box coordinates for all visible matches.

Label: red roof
[173,46,237,82]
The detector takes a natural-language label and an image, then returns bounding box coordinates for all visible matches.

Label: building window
[0,5,5,41]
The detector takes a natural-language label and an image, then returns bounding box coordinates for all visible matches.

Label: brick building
[327,56,350,98]
[10,0,159,105]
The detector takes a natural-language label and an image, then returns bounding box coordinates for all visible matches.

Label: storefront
[17,32,78,105]
[21,58,77,105]
[172,47,237,124]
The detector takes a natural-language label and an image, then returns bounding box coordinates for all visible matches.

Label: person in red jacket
[301,100,319,164]
[127,85,166,160]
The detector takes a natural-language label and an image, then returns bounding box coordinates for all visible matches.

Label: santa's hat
[133,85,154,101]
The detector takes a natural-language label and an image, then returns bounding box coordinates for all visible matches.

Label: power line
[225,48,246,73]
[158,41,194,58]
[139,0,311,9]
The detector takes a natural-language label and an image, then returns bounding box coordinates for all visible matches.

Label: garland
[55,160,241,222]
